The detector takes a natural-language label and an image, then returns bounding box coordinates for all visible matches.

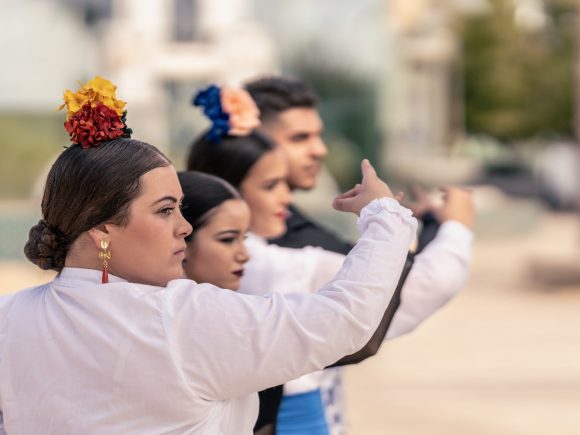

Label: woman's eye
[263,182,277,191]
[159,207,175,216]
[218,237,236,245]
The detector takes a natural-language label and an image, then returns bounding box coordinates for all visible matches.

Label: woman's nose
[280,182,292,205]
[237,243,250,264]
[177,211,193,238]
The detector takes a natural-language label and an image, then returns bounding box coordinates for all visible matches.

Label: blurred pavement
[344,211,580,434]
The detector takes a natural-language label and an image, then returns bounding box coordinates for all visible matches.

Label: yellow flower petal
[59,76,127,119]
[84,76,117,98]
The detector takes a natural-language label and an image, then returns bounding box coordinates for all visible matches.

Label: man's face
[260,107,327,191]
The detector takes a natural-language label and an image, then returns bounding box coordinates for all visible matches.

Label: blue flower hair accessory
[193,84,261,143]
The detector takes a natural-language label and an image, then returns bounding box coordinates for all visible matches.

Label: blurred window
[173,0,200,41]
[58,0,112,28]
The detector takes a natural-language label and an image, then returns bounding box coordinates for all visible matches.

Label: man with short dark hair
[245,76,475,435]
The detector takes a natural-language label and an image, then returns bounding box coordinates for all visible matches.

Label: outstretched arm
[329,253,414,367]
[387,187,475,339]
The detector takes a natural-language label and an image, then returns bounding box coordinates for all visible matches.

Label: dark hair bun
[24,220,68,271]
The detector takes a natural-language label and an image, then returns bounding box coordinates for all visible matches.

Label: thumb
[361,159,377,183]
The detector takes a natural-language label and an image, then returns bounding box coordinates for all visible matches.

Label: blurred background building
[2,0,276,153]
[3,0,578,197]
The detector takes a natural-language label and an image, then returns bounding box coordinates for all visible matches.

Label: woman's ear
[88,225,110,250]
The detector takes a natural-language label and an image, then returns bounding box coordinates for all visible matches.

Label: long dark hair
[186,131,276,188]
[24,139,170,271]
[177,171,241,237]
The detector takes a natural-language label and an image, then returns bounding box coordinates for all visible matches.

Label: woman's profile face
[183,199,251,290]
[104,165,193,286]
[239,149,292,238]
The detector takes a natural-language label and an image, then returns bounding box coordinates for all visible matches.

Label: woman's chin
[160,266,187,285]
[218,278,240,292]
[252,224,287,240]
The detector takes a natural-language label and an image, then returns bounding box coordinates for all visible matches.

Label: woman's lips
[275,210,289,220]
[233,269,244,278]
[174,247,186,258]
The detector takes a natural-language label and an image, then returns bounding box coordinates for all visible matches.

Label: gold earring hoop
[98,240,111,284]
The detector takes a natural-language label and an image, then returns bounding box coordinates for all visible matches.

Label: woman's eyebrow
[151,195,184,205]
[153,196,177,205]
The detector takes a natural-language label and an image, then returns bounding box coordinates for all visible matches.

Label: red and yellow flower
[58,76,130,148]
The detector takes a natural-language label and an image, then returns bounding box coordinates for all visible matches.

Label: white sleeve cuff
[357,197,416,233]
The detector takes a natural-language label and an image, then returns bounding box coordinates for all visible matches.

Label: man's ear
[88,225,110,250]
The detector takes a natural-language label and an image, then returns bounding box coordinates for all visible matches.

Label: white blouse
[0,198,416,435]
[239,219,474,396]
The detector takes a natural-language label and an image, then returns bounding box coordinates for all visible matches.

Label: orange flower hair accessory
[193,85,260,142]
[58,76,132,149]
[220,87,261,135]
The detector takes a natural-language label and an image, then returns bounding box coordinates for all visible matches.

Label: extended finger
[335,184,362,200]
[361,159,377,182]
[332,197,355,212]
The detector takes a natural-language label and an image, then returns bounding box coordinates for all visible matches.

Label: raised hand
[332,160,397,216]
[402,185,433,218]
[433,186,475,229]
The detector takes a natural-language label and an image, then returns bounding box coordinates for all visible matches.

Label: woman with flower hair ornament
[187,84,473,435]
[0,77,416,434]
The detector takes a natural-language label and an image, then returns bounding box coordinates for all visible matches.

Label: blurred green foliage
[0,113,67,198]
[457,0,576,141]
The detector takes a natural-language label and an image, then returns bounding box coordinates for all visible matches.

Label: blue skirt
[276,389,330,435]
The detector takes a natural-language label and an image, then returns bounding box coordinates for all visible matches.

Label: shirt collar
[281,204,310,231]
[245,232,267,246]
[56,267,127,287]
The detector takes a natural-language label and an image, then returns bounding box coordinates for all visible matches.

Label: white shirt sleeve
[240,235,345,297]
[386,220,474,339]
[164,198,416,400]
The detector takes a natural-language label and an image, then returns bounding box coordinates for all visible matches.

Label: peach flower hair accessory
[193,84,260,142]
[58,76,132,149]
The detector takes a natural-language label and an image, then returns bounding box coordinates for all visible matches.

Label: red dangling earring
[98,240,111,284]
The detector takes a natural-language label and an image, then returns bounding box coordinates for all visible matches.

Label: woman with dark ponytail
[0,77,415,434]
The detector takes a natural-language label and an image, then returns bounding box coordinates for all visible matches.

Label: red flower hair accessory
[58,76,132,149]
